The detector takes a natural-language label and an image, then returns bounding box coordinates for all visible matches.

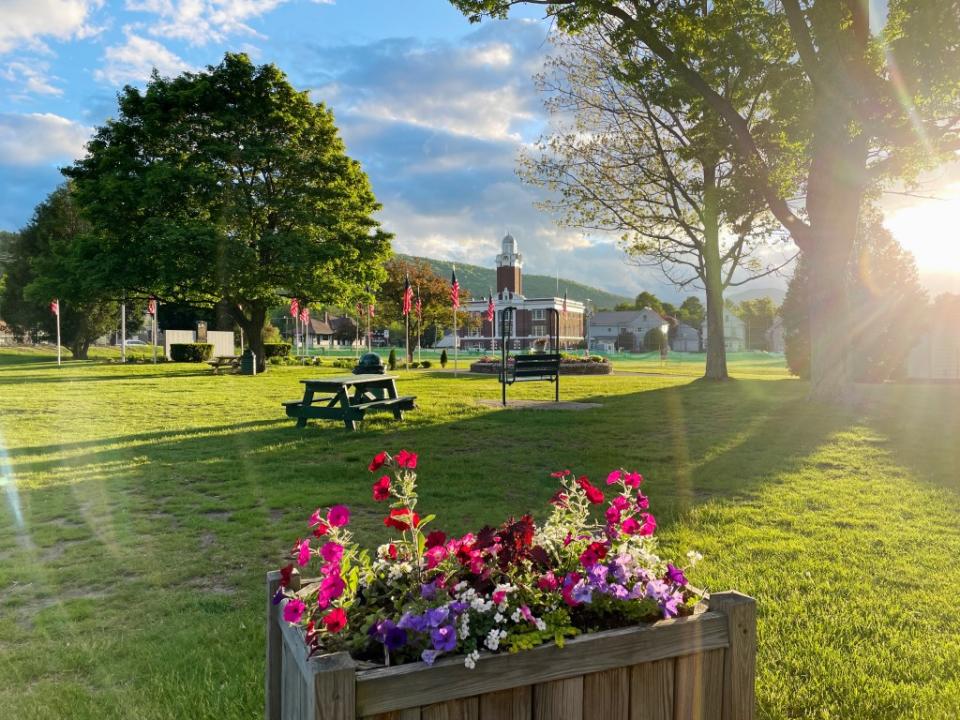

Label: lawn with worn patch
[0,349,958,719]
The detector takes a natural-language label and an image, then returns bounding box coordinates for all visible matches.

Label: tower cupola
[495,233,523,295]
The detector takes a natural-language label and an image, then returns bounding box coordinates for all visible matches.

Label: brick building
[460,234,585,351]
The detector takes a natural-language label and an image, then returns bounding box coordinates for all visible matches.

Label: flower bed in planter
[266,452,755,719]
[470,354,612,376]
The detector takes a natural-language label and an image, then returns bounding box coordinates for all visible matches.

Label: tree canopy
[65,53,391,370]
[451,0,960,399]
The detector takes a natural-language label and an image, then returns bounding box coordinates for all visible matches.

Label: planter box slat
[355,612,728,716]
[265,573,756,720]
[673,649,724,720]
[533,677,582,720]
[477,686,531,719]
[629,659,674,720]
[583,667,630,719]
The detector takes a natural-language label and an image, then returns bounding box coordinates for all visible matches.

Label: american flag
[299,304,310,324]
[50,299,59,316]
[562,289,568,317]
[289,298,299,318]
[368,302,375,318]
[450,268,460,310]
[356,301,363,318]
[486,292,495,323]
[402,274,413,317]
[415,286,422,320]
[147,297,157,316]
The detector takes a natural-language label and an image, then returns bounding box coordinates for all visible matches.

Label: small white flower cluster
[387,561,413,582]
[485,628,508,651]
[686,550,703,566]
[464,650,480,669]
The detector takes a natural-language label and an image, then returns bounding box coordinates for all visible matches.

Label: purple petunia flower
[370,619,408,651]
[571,581,593,604]
[431,624,457,652]
[607,583,630,601]
[421,648,440,665]
[397,612,427,633]
[424,606,449,628]
[665,563,688,586]
[421,580,439,599]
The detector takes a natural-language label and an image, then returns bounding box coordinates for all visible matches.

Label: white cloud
[95,33,192,86]
[0,113,91,166]
[125,0,287,45]
[2,61,63,96]
[0,0,102,54]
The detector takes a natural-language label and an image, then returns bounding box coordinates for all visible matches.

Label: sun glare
[884,182,960,273]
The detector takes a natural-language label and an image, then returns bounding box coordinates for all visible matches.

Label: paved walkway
[476,399,602,411]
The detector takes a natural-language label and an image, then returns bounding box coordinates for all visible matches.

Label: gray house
[671,323,701,352]
[701,311,746,352]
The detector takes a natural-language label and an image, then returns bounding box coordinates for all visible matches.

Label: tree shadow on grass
[0,370,213,385]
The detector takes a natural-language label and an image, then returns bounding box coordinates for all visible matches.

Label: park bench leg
[392,408,404,421]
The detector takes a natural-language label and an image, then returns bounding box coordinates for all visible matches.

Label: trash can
[240,349,257,376]
[353,353,385,375]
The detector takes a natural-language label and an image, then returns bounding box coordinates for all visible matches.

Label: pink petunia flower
[368,452,388,472]
[605,505,621,525]
[395,449,418,469]
[297,539,311,567]
[550,469,571,478]
[320,541,343,564]
[327,505,350,527]
[606,469,623,485]
[283,598,306,623]
[624,471,643,488]
[323,607,348,633]
[372,476,391,501]
[620,517,640,535]
[638,513,657,536]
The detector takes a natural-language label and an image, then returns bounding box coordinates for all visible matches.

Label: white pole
[120,295,126,363]
[453,305,458,377]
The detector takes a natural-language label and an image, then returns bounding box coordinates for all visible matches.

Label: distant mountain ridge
[397,254,632,309]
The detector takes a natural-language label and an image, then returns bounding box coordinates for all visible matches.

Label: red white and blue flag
[147,297,157,316]
[415,286,422,321]
[299,304,310,324]
[50,299,59,316]
[289,298,299,319]
[450,268,460,310]
[486,292,495,323]
[402,275,413,317]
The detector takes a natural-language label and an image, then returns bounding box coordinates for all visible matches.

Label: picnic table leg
[337,387,357,431]
[383,379,405,420]
[296,387,315,428]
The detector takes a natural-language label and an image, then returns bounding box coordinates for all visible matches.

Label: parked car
[122,339,147,346]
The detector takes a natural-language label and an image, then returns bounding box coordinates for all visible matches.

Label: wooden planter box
[266,571,756,720]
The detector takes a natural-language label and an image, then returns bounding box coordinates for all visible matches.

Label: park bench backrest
[513,353,561,378]
[500,307,561,405]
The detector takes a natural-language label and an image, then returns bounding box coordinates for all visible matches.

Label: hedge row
[169,343,214,362]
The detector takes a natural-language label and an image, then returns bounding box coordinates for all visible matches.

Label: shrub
[269,357,283,366]
[420,360,432,368]
[169,343,214,362]
[312,357,324,366]
[264,342,292,358]
[388,348,397,370]
[643,328,667,352]
[408,361,420,369]
[440,349,448,367]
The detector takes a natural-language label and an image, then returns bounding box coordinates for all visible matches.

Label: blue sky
[1,0,956,299]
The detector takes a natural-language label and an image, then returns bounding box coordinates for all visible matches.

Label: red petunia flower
[387,543,398,560]
[579,541,608,568]
[368,452,389,472]
[322,607,347,633]
[425,530,447,549]
[372,476,391,502]
[395,449,418,469]
[550,469,571,478]
[577,476,605,505]
[279,563,294,587]
[384,508,420,532]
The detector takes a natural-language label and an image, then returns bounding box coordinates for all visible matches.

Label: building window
[531,309,546,320]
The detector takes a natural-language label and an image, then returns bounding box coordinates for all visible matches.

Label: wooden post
[314,652,357,720]
[266,570,300,720]
[709,591,757,720]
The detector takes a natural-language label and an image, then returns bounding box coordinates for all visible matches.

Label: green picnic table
[282,374,416,431]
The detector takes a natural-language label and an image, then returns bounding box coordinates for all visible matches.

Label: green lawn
[0,349,958,719]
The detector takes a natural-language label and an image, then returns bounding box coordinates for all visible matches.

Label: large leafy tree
[0,186,140,357]
[783,207,928,380]
[65,53,391,371]
[451,0,960,400]
[523,27,792,379]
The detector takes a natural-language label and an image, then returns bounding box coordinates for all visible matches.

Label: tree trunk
[803,108,868,402]
[232,303,268,373]
[70,338,90,360]
[701,162,729,381]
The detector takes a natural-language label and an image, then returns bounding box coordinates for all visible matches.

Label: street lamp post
[585,298,591,356]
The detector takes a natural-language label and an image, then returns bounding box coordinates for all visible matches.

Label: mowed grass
[0,349,958,719]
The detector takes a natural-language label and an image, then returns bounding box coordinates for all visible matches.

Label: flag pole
[152,300,158,364]
[55,300,61,367]
[120,293,126,364]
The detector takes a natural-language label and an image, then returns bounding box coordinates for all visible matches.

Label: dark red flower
[384,508,420,532]
[368,451,388,472]
[322,607,347,633]
[549,489,569,507]
[387,543,398,560]
[425,530,447,549]
[372,475,391,501]
[579,541,608,568]
[395,449,418,469]
[279,563,294,588]
[577,476,605,505]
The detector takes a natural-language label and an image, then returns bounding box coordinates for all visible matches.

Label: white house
[766,317,785,353]
[588,308,667,352]
[906,296,960,380]
[701,311,746,352]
